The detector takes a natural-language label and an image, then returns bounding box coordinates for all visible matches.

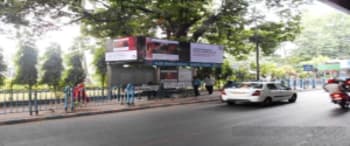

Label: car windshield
[238,83,263,89]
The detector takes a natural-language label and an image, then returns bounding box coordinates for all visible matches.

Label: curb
[0,97,220,126]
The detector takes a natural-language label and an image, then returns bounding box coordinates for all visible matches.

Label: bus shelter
[105,36,224,97]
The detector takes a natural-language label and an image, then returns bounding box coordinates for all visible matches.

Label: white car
[221,82,297,105]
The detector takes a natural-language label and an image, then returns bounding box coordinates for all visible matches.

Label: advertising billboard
[105,37,137,61]
[145,38,179,61]
[190,43,224,63]
[160,68,178,81]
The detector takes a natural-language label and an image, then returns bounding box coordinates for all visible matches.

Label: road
[1,90,350,146]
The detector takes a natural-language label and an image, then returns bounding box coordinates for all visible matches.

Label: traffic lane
[1,90,350,146]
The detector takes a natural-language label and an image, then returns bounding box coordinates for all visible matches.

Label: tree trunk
[28,85,33,115]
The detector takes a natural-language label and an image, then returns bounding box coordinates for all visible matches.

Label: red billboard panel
[145,38,179,61]
[106,37,137,61]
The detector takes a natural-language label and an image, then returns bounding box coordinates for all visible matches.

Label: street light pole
[256,36,260,81]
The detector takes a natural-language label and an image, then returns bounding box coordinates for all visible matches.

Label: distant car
[221,82,297,105]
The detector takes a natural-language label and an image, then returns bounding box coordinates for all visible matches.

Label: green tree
[63,47,86,86]
[14,41,38,88]
[293,11,350,60]
[1,0,307,57]
[0,47,6,86]
[41,43,63,94]
[93,47,107,88]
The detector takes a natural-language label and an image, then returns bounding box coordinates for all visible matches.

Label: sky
[0,1,344,70]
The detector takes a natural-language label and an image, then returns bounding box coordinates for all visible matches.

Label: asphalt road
[1,90,350,146]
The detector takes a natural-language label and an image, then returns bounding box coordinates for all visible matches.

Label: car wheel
[227,101,236,106]
[340,102,349,109]
[288,94,297,103]
[262,97,272,106]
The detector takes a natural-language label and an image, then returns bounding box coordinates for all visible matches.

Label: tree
[63,47,86,86]
[41,43,63,93]
[293,11,350,60]
[14,41,38,88]
[1,0,307,57]
[0,47,6,86]
[93,47,107,88]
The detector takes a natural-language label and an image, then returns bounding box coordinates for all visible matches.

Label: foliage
[40,43,64,89]
[14,41,38,87]
[0,47,6,86]
[63,46,86,86]
[293,11,350,60]
[1,0,307,57]
[92,47,107,87]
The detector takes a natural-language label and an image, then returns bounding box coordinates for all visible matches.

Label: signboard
[145,38,179,61]
[105,36,224,67]
[317,63,340,71]
[178,68,192,82]
[190,43,224,63]
[340,60,350,69]
[160,68,178,81]
[105,37,137,61]
[303,65,314,71]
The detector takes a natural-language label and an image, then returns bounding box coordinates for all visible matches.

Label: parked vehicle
[324,78,350,109]
[221,82,297,106]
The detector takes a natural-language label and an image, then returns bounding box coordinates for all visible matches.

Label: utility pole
[255,34,260,81]
[252,7,261,81]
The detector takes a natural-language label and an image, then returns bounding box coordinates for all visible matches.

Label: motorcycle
[324,78,350,109]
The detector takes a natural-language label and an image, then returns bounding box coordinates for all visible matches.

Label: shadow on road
[204,101,293,112]
[330,108,349,117]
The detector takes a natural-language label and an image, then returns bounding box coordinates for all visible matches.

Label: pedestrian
[125,83,135,105]
[192,76,201,96]
[204,76,215,95]
[77,83,89,106]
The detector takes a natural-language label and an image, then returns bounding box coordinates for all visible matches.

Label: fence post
[70,88,74,112]
[64,86,70,112]
[28,89,33,116]
[117,85,121,103]
[107,86,111,101]
[34,90,38,116]
[3,93,6,114]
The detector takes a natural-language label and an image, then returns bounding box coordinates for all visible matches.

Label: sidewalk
[0,91,220,126]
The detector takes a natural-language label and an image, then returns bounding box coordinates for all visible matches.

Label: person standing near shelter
[192,76,201,96]
[125,83,135,105]
[204,76,215,95]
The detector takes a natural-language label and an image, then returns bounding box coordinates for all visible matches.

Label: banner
[178,68,192,82]
[160,69,178,81]
[106,37,137,61]
[190,43,224,63]
[145,38,179,61]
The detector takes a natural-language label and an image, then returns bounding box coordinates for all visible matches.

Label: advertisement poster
[190,43,224,63]
[146,38,179,61]
[160,69,178,81]
[105,37,137,61]
[178,68,192,82]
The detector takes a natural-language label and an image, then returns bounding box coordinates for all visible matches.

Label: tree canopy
[41,43,64,89]
[1,0,308,57]
[14,41,38,87]
[63,46,86,86]
[0,48,6,86]
[293,11,350,60]
[92,46,107,87]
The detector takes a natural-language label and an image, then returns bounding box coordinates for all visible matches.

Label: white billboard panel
[190,43,224,63]
[105,51,137,61]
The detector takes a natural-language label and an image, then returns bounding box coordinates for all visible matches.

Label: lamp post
[251,7,263,81]
[255,34,260,81]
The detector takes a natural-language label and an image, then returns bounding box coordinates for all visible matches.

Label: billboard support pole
[256,38,260,81]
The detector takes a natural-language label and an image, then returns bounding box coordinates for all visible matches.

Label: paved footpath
[0,91,220,125]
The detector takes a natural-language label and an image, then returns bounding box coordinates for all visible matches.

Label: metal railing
[0,84,196,116]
